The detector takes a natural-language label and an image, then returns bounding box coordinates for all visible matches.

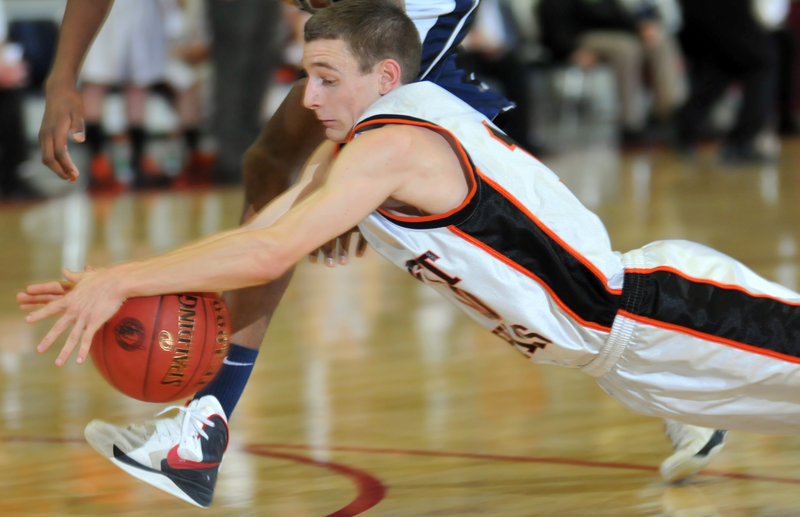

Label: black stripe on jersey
[380,176,619,329]
[625,270,800,358]
[455,177,621,329]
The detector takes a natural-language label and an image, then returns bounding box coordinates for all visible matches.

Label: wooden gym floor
[2,138,800,516]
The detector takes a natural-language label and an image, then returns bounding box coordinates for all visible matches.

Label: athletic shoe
[173,151,215,189]
[132,156,171,190]
[88,154,125,194]
[84,395,228,508]
[660,419,727,483]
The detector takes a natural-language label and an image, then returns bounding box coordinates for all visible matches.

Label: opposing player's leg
[84,80,325,506]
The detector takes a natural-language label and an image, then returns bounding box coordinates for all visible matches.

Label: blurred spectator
[162,0,215,187]
[536,0,686,146]
[7,16,57,92]
[204,0,284,185]
[79,0,171,191]
[772,1,799,135]
[0,0,35,200]
[462,0,546,155]
[675,0,783,164]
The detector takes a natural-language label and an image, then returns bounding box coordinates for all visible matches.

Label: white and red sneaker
[84,395,228,508]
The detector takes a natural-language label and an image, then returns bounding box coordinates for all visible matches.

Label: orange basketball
[90,293,230,403]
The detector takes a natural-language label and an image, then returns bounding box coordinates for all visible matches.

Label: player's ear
[378,58,402,95]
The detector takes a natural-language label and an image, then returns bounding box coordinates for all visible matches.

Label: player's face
[302,39,385,142]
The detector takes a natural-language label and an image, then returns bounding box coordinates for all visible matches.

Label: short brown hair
[304,0,422,84]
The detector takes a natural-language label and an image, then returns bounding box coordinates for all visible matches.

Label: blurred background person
[204,0,284,185]
[461,0,547,155]
[79,0,173,192]
[674,0,784,165]
[536,0,686,147]
[162,0,214,188]
[771,0,800,136]
[0,0,34,201]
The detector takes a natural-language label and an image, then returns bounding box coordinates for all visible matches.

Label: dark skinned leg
[224,79,326,349]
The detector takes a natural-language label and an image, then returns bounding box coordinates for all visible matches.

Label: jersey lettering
[492,324,552,356]
[407,251,499,319]
[406,251,551,356]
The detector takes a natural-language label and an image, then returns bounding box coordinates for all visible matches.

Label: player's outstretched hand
[23,268,125,367]
[309,226,368,266]
[16,280,74,311]
[38,86,86,182]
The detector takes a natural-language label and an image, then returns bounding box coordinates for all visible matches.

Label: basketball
[90,293,231,403]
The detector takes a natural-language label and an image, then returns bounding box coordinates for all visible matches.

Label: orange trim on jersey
[626,266,800,307]
[448,224,613,332]
[618,309,800,364]
[475,169,622,296]
[350,117,479,224]
[481,121,542,164]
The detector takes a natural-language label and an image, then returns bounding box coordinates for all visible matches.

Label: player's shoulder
[348,123,445,171]
[350,123,419,150]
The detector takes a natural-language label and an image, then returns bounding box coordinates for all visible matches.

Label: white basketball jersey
[352,81,626,369]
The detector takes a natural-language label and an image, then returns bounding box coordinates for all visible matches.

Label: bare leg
[80,82,119,189]
[123,85,148,126]
[81,82,107,122]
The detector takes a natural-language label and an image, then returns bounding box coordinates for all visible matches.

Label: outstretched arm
[38,0,113,181]
[24,131,409,366]
[18,139,338,309]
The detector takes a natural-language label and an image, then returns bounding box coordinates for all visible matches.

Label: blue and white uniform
[296,0,511,119]
[352,81,800,435]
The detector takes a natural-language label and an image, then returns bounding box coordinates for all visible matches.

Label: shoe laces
[145,413,181,444]
[158,399,216,462]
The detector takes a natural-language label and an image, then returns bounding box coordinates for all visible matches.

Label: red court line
[5,433,800,513]
[243,444,387,517]
[252,442,800,486]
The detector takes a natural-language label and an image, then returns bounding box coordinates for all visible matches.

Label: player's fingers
[54,315,85,367]
[71,116,86,143]
[17,292,63,310]
[338,232,353,265]
[26,297,67,323]
[308,249,319,263]
[319,239,337,267]
[19,292,64,304]
[19,303,48,312]
[35,312,73,356]
[53,124,80,182]
[62,268,84,283]
[39,135,71,180]
[75,320,101,365]
[355,232,368,257]
[24,280,71,295]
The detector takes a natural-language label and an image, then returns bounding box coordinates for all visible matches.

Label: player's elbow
[250,238,296,284]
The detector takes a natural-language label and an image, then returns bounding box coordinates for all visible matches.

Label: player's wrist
[43,69,79,94]
[111,262,146,299]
